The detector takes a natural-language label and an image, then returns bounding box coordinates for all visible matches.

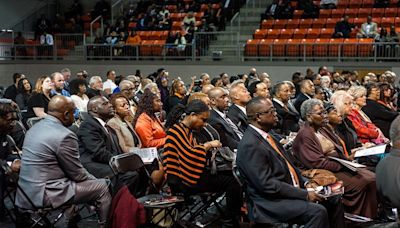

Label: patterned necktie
[266,134,300,187]
[224,114,243,139]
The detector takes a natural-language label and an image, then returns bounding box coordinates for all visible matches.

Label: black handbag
[203,125,236,174]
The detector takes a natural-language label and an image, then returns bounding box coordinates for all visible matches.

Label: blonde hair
[34,76,50,94]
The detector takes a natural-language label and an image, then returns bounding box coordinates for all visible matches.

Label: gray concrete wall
[0,61,396,86]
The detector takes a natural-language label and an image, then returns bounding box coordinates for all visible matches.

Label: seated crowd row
[0,66,399,227]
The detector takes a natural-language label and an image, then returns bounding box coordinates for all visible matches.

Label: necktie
[224,115,243,139]
[266,135,300,187]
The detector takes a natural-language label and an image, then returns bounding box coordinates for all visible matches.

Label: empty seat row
[290,0,398,9]
[261,17,400,30]
[254,28,335,39]
[245,38,375,57]
[319,7,400,18]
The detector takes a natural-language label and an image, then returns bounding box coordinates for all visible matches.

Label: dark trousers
[187,171,242,219]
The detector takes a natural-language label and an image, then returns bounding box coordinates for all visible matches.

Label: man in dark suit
[377,116,400,209]
[77,96,121,178]
[237,97,343,227]
[4,73,25,102]
[207,87,242,150]
[293,79,315,113]
[227,80,251,132]
[16,96,111,227]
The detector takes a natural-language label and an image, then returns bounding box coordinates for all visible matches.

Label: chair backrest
[109,152,145,175]
[26,116,44,128]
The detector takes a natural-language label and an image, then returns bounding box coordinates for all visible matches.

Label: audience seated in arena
[237,97,344,228]
[87,76,108,98]
[15,78,32,112]
[357,16,379,39]
[362,83,398,139]
[50,72,70,97]
[69,78,89,113]
[248,81,270,99]
[347,86,389,145]
[25,76,53,121]
[133,89,166,149]
[16,96,111,227]
[4,73,25,102]
[293,79,315,113]
[103,70,118,95]
[163,99,241,227]
[227,80,251,132]
[333,15,354,38]
[272,81,300,135]
[208,87,242,150]
[293,99,378,218]
[107,94,142,153]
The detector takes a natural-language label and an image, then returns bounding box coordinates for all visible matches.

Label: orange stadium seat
[326,18,339,28]
[194,12,204,20]
[140,40,153,56]
[395,17,400,27]
[385,8,398,18]
[200,4,209,12]
[319,9,331,19]
[300,39,315,57]
[342,38,358,57]
[273,19,287,29]
[81,14,91,22]
[380,17,395,28]
[261,20,274,29]
[328,38,344,56]
[336,0,347,9]
[279,29,294,39]
[293,10,303,19]
[299,19,313,29]
[137,31,151,40]
[313,38,330,56]
[170,13,182,21]
[286,19,300,29]
[349,1,362,8]
[152,40,166,56]
[344,8,357,18]
[272,39,287,56]
[245,39,260,56]
[372,8,385,18]
[363,0,374,8]
[259,39,274,56]
[358,38,374,57]
[128,22,137,29]
[312,18,326,28]
[390,0,398,7]
[358,8,372,18]
[351,18,364,28]
[254,29,268,39]
[172,21,183,30]
[166,5,177,13]
[286,39,301,56]
[320,28,334,38]
[306,28,320,39]
[293,29,307,39]
[211,3,220,9]
[331,9,345,18]
[266,29,280,39]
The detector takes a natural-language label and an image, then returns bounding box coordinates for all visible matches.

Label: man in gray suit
[377,116,400,210]
[357,16,379,39]
[16,96,111,227]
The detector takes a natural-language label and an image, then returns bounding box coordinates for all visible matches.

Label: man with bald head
[208,87,242,150]
[77,96,120,178]
[16,96,111,227]
[236,97,338,227]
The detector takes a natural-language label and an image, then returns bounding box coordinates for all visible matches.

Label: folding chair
[109,152,183,226]
[2,162,71,227]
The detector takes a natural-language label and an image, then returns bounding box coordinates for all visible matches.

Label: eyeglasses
[309,111,328,116]
[256,108,277,116]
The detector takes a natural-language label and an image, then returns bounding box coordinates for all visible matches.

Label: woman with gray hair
[330,90,361,153]
[292,99,378,219]
[347,86,388,145]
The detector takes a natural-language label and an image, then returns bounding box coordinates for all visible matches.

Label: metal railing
[90,16,104,41]
[2,33,400,62]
